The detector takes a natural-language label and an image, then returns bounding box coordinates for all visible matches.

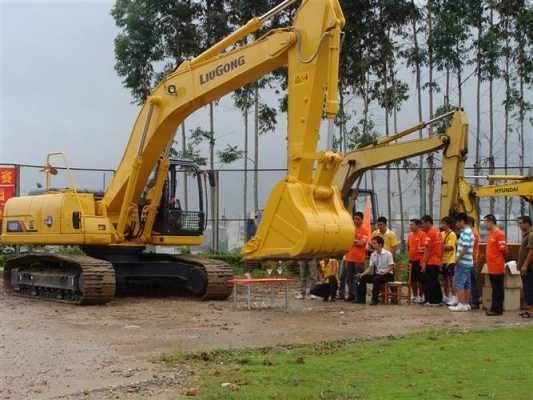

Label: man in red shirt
[421,215,443,305]
[342,212,369,302]
[484,214,507,316]
[408,219,426,303]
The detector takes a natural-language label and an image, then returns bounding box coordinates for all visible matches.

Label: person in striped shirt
[449,213,475,312]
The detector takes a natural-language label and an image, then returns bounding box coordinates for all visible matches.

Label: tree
[511,1,533,215]
[112,0,202,104]
[465,0,485,192]
[112,0,203,212]
[479,1,503,214]
[403,0,427,216]
[232,86,254,227]
[228,0,278,213]
[425,0,440,216]
[433,0,470,107]
[368,0,412,225]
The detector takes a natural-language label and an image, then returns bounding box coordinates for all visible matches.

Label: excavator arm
[334,109,469,219]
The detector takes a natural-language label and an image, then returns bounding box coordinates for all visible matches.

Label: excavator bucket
[241,179,354,261]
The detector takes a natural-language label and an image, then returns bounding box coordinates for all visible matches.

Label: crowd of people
[296,213,533,318]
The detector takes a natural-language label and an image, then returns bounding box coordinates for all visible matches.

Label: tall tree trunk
[503,31,511,234]
[519,72,525,215]
[444,66,450,107]
[209,101,216,251]
[411,0,425,216]
[339,81,345,153]
[392,70,405,250]
[489,8,495,215]
[474,16,482,194]
[253,86,259,213]
[181,122,188,211]
[427,0,435,216]
[363,72,370,136]
[383,60,392,224]
[243,107,249,238]
[456,43,462,106]
[363,72,375,198]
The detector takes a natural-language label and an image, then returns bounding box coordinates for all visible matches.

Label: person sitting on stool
[310,259,339,301]
[356,237,394,305]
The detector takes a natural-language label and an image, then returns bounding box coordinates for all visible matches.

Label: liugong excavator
[1,0,354,304]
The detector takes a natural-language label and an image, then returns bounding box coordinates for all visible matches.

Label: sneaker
[295,293,304,300]
[309,294,321,300]
[443,296,449,303]
[449,303,469,312]
[446,298,458,306]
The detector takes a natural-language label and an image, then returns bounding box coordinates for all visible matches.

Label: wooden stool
[384,264,411,304]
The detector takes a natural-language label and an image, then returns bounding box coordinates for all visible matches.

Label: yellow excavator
[335,108,531,246]
[1,0,354,304]
[334,108,469,220]
[457,174,532,223]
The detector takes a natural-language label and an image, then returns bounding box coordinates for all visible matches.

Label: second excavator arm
[334,109,469,219]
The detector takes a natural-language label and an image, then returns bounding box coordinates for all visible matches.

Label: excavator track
[3,254,116,305]
[171,254,234,300]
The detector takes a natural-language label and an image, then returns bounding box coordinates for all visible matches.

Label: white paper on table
[505,260,520,275]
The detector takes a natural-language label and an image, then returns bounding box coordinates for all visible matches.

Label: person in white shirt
[356,236,395,305]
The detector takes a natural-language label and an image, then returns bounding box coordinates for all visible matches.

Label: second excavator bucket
[241,178,354,261]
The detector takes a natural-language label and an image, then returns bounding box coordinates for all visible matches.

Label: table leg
[247,284,251,310]
[284,282,288,311]
[233,284,237,308]
[270,284,274,307]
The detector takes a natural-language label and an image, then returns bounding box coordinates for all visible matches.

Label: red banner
[0,166,17,223]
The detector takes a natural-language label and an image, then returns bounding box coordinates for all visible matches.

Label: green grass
[163,327,533,400]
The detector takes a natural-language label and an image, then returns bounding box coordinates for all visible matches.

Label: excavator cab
[153,159,206,237]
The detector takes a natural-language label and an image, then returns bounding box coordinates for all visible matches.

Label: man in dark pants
[518,216,533,318]
[341,212,369,301]
[484,214,507,316]
[420,215,443,305]
[469,217,481,309]
[357,236,394,305]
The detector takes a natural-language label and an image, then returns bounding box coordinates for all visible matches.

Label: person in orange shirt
[342,212,369,302]
[421,215,443,305]
[408,219,426,303]
[483,214,507,316]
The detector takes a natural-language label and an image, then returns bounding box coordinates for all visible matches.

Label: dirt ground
[1,284,532,400]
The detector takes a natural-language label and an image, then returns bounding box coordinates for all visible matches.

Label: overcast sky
[1,0,531,221]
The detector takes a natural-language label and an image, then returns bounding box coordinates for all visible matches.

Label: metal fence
[3,162,531,252]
